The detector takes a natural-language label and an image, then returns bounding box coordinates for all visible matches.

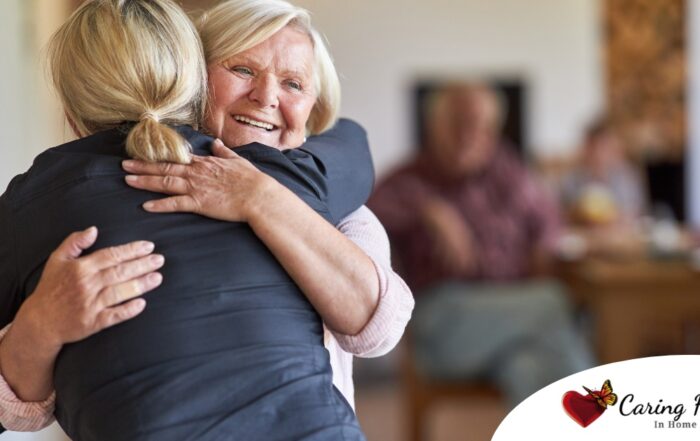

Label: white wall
[690,0,700,227]
[1,0,69,191]
[295,0,604,174]
[0,0,28,190]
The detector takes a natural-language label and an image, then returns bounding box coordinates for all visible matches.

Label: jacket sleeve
[296,119,375,223]
[0,194,23,329]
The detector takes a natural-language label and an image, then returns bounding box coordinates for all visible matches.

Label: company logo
[494,357,700,440]
[562,379,618,427]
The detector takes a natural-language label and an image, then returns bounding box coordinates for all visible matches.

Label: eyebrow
[227,55,313,79]
[281,67,312,79]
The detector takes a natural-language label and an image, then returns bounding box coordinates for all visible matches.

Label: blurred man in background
[369,83,593,407]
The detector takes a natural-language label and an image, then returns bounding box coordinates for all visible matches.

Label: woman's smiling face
[204,26,318,150]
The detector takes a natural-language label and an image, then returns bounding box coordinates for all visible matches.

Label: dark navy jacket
[0,121,372,440]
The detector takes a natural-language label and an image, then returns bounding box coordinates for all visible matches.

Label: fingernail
[122,160,135,169]
[148,272,163,285]
[85,226,97,234]
[143,201,154,210]
[150,254,164,265]
[125,175,138,183]
[142,241,155,252]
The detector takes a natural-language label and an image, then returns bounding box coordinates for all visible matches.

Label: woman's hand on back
[0,227,164,401]
[13,226,163,351]
[122,139,279,222]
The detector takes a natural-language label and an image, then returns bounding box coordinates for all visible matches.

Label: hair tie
[140,111,160,123]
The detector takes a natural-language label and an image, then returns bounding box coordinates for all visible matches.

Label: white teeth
[233,115,274,130]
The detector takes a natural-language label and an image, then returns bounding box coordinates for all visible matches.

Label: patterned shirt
[369,146,561,292]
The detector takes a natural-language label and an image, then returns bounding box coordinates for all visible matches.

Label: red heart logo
[562,391,605,427]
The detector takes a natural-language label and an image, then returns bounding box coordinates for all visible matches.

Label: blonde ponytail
[48,0,207,164]
[126,112,191,163]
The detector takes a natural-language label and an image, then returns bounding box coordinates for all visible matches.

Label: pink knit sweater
[0,205,414,431]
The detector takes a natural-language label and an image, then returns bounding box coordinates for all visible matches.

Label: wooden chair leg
[402,335,502,441]
[406,389,426,441]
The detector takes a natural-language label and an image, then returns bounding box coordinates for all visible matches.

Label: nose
[249,75,279,109]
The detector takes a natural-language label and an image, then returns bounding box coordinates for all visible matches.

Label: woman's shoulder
[338,205,382,227]
[336,205,391,258]
[3,128,131,205]
[174,125,214,155]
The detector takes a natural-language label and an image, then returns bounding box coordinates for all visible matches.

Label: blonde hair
[197,0,340,134]
[48,0,208,163]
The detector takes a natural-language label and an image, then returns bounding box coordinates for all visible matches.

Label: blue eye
[286,80,302,91]
[231,66,253,76]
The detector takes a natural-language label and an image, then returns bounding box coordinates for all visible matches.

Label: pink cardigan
[0,205,414,431]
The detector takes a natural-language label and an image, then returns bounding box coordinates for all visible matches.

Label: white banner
[493,355,700,440]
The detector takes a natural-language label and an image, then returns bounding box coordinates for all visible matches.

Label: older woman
[0,0,412,438]
[125,0,413,410]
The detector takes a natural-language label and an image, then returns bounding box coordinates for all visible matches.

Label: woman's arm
[0,324,56,432]
[329,206,414,357]
[0,228,163,430]
[123,143,379,334]
[245,177,379,334]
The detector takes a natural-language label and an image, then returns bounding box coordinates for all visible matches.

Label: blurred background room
[2,0,700,440]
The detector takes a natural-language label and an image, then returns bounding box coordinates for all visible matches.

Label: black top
[0,121,372,440]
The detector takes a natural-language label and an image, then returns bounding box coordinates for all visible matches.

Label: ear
[65,112,83,138]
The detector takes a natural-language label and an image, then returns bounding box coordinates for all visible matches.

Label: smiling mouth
[233,115,276,132]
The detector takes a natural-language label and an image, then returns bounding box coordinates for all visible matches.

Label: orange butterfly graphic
[583,379,618,409]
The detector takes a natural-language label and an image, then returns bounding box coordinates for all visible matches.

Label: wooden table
[558,256,700,364]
